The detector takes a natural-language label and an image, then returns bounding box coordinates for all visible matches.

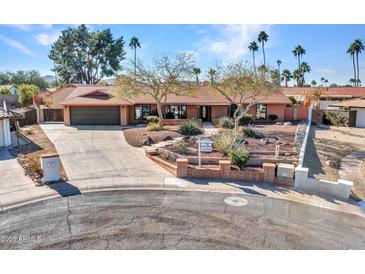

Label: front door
[200,106,211,122]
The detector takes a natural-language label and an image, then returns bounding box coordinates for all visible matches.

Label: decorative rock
[283,122,292,126]
[260,138,269,144]
[162,135,173,141]
[325,160,337,168]
[141,136,154,146]
[275,122,283,125]
[182,136,191,141]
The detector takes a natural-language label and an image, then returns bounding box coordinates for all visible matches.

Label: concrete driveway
[0,149,34,204]
[40,124,171,184]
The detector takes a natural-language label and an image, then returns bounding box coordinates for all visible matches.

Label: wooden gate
[43,109,64,122]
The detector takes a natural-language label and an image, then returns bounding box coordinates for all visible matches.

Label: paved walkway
[340,150,365,199]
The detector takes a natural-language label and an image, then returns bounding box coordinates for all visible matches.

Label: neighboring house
[332,98,365,128]
[282,87,365,110]
[35,83,292,126]
[0,103,22,147]
[0,85,18,96]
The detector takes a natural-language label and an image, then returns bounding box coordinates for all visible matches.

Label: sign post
[198,138,213,167]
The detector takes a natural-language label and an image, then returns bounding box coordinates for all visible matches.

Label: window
[165,105,187,119]
[256,104,267,120]
[134,104,151,120]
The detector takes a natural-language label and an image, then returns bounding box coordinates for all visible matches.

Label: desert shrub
[178,119,203,135]
[146,115,160,124]
[147,122,163,131]
[217,117,234,129]
[213,130,245,155]
[175,142,189,154]
[228,147,250,168]
[269,114,278,121]
[0,87,11,95]
[238,113,252,126]
[323,111,348,127]
[243,125,265,139]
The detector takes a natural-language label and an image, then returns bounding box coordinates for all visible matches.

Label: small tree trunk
[356,52,360,87]
[156,101,164,124]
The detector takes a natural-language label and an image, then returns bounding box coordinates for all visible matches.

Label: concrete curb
[1,179,365,218]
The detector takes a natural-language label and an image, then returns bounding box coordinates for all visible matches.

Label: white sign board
[200,139,213,153]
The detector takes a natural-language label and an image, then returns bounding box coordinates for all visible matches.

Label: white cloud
[314,67,336,74]
[0,34,34,55]
[6,24,53,31]
[197,24,271,61]
[35,30,61,46]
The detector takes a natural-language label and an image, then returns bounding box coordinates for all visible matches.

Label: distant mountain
[42,75,56,83]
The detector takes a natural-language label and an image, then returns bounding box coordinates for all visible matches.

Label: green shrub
[178,119,203,135]
[217,117,234,129]
[238,113,252,126]
[175,142,189,154]
[269,114,278,121]
[18,84,39,106]
[213,130,245,155]
[147,122,163,131]
[324,111,348,127]
[243,125,265,139]
[228,147,250,168]
[146,115,160,124]
[0,87,11,95]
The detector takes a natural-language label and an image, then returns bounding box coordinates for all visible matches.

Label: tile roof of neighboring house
[0,107,23,120]
[331,98,365,108]
[281,87,365,97]
[54,84,292,106]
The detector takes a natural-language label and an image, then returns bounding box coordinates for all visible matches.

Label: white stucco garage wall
[353,108,365,128]
[0,120,4,146]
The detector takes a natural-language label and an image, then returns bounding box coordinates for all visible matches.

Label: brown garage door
[70,106,120,125]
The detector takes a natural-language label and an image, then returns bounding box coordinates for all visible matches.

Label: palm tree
[292,69,301,86]
[311,80,317,87]
[129,36,141,77]
[349,78,356,86]
[353,39,364,87]
[192,67,201,84]
[281,69,292,87]
[324,79,329,87]
[347,42,357,87]
[292,45,306,85]
[320,77,325,86]
[248,41,259,74]
[257,31,269,67]
[208,68,217,83]
[276,59,282,85]
[300,62,311,85]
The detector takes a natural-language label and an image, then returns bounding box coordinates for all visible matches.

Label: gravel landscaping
[8,125,68,186]
[304,125,365,183]
[123,126,183,147]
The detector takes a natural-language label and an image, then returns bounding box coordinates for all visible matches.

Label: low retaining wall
[296,177,353,199]
[161,119,202,126]
[176,158,294,186]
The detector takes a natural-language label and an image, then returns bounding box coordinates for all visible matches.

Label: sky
[1,24,365,86]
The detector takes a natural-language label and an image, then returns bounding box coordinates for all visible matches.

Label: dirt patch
[304,126,365,182]
[123,126,183,147]
[9,125,68,186]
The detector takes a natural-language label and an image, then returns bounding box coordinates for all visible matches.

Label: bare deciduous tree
[208,61,278,130]
[115,53,198,123]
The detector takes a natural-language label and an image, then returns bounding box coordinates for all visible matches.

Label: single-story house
[282,87,365,110]
[331,98,365,128]
[34,83,292,126]
[0,85,18,96]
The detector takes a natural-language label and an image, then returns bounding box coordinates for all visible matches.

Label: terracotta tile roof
[0,107,23,120]
[331,98,365,108]
[281,87,365,97]
[55,84,291,106]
